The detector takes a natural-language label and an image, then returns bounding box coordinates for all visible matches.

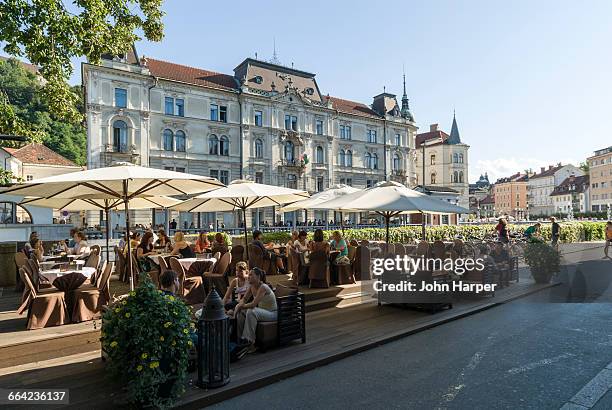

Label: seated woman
[194,231,211,253]
[286,231,299,253]
[252,230,286,274]
[235,267,277,353]
[308,229,330,254]
[64,231,90,255]
[210,232,229,255]
[293,230,309,253]
[329,231,348,263]
[136,231,159,272]
[170,231,196,258]
[156,229,171,249]
[29,237,45,262]
[223,261,250,311]
[122,232,140,256]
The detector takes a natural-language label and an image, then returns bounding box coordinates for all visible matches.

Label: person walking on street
[604,221,612,259]
[495,218,509,243]
[551,217,560,248]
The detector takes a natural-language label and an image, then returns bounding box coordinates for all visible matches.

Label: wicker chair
[308,250,329,288]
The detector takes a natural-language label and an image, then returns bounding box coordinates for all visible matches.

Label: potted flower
[523,242,560,283]
[101,275,194,408]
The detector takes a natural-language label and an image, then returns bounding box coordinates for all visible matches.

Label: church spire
[400,69,414,121]
[448,111,461,144]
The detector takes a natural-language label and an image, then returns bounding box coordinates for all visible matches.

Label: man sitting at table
[253,230,286,274]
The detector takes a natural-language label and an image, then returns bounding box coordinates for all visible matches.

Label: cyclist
[523,222,542,242]
[495,218,509,243]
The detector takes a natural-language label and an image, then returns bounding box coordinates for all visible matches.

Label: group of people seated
[23,229,92,261]
[285,229,348,263]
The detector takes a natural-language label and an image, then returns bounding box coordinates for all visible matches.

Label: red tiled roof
[327,96,380,119]
[529,164,564,179]
[0,56,40,75]
[415,130,450,148]
[480,194,494,204]
[550,175,589,196]
[2,143,78,167]
[146,58,238,91]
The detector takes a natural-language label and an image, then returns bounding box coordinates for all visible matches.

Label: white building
[550,175,590,215]
[527,163,584,217]
[82,48,418,228]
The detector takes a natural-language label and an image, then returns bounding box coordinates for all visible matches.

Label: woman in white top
[64,231,89,255]
[235,267,277,352]
[293,230,309,252]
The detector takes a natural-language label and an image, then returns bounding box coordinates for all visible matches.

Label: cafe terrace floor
[0,262,556,409]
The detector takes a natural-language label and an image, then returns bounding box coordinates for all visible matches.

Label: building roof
[2,143,78,167]
[550,175,589,196]
[0,56,40,75]
[327,96,380,119]
[146,58,239,92]
[480,194,494,204]
[495,172,528,184]
[529,164,564,179]
[448,114,461,144]
[415,129,449,148]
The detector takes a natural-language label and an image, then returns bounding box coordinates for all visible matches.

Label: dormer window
[254,75,263,84]
[305,87,314,96]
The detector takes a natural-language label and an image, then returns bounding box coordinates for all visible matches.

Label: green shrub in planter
[523,242,561,284]
[101,275,194,408]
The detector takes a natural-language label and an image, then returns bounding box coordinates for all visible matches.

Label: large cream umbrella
[171,179,309,258]
[1,163,224,289]
[312,180,469,243]
[19,196,181,261]
[279,184,361,232]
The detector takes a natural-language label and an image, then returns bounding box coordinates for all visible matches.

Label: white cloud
[470,157,579,183]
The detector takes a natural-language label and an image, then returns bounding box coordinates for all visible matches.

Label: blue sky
[7,0,612,182]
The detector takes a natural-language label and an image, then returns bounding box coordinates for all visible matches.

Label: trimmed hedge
[256,222,607,244]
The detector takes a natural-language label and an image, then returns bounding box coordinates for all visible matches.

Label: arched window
[339,150,345,167]
[459,153,464,163]
[459,171,464,183]
[175,130,186,152]
[220,135,229,156]
[255,138,263,159]
[346,150,352,167]
[393,153,401,171]
[315,146,324,164]
[285,141,295,163]
[430,154,436,165]
[365,152,372,169]
[113,120,128,152]
[0,201,33,224]
[453,171,458,183]
[372,153,379,169]
[163,129,174,151]
[431,173,437,184]
[208,135,219,155]
[453,153,459,163]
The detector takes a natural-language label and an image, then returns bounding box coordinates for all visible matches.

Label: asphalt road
[211,243,612,410]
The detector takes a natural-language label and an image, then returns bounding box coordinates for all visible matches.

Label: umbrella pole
[123,180,134,291]
[340,212,344,234]
[385,213,391,244]
[421,212,426,241]
[105,206,110,262]
[243,207,249,260]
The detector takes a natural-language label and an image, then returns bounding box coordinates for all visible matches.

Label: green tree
[0,0,164,123]
[579,161,589,175]
[0,57,85,164]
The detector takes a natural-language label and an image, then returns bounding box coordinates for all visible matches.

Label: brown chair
[213,251,221,261]
[415,241,430,257]
[18,268,69,330]
[85,253,101,270]
[229,245,245,275]
[349,239,359,247]
[308,250,329,288]
[72,262,114,322]
[353,245,371,281]
[89,244,101,256]
[394,243,406,256]
[203,252,232,296]
[169,257,205,305]
[431,240,447,259]
[26,258,52,291]
[287,247,301,283]
[14,252,28,292]
[115,246,127,282]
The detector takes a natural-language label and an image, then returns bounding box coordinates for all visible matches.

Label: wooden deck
[0,276,556,410]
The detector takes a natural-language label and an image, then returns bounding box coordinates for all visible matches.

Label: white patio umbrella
[19,195,181,261]
[1,163,224,289]
[279,184,361,232]
[312,180,469,243]
[171,179,309,258]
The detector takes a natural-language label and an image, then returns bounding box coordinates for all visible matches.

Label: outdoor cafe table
[148,254,217,271]
[40,266,96,284]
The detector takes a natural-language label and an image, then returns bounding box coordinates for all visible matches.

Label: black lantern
[197,287,230,389]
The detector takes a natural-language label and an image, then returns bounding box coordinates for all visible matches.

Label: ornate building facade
[414,116,470,210]
[83,49,418,227]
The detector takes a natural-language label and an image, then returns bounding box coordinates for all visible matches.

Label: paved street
[212,243,612,410]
